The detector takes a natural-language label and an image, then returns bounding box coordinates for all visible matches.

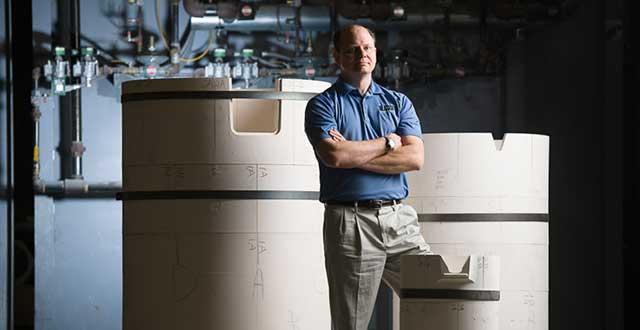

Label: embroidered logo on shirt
[379,104,395,112]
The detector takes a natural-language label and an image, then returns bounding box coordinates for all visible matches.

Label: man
[304,25,431,330]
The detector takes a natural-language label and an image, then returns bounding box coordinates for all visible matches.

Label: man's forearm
[359,143,423,174]
[323,137,388,168]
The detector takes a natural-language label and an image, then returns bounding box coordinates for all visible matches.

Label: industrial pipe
[70,92,83,179]
[189,4,538,32]
[31,68,42,182]
[34,180,122,198]
[58,0,85,180]
[125,0,143,51]
[190,5,330,32]
[171,0,180,48]
[70,0,83,180]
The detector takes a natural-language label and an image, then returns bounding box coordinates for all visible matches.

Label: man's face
[334,27,377,76]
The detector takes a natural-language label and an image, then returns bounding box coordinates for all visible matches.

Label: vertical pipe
[58,0,83,179]
[171,0,180,48]
[70,0,83,179]
[58,0,71,178]
[70,90,83,179]
[33,107,40,182]
[32,68,41,182]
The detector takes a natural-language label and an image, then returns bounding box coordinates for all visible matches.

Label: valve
[232,48,259,88]
[43,47,71,95]
[206,48,231,78]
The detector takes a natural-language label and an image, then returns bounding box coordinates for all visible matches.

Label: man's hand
[384,133,402,152]
[328,129,346,142]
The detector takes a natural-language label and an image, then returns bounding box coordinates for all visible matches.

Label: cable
[179,22,195,57]
[180,31,213,63]
[154,0,171,51]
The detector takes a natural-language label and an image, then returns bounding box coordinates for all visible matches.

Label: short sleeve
[305,95,336,146]
[395,94,422,138]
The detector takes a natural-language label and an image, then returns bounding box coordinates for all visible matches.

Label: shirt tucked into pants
[323,202,431,330]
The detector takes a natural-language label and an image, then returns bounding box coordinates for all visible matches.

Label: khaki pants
[323,203,431,330]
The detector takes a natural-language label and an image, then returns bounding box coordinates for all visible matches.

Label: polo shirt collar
[335,77,384,96]
[369,80,384,95]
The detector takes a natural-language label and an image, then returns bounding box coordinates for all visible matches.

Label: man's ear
[332,48,339,64]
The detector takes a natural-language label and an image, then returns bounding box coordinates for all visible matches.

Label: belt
[325,199,403,209]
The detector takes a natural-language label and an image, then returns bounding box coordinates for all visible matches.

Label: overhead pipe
[335,12,536,30]
[189,4,543,32]
[190,5,330,32]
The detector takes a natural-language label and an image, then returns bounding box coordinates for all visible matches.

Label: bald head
[332,24,377,81]
[333,25,376,52]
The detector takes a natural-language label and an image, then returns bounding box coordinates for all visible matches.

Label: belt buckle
[371,200,384,208]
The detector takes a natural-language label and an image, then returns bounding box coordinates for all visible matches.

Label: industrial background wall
[505,0,625,329]
[0,0,632,329]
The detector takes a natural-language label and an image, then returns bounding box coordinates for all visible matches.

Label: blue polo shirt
[304,78,422,202]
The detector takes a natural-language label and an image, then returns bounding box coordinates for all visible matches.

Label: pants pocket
[324,206,359,254]
[390,204,420,236]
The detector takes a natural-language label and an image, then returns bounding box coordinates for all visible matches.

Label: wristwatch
[384,136,396,153]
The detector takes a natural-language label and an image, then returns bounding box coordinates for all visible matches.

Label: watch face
[387,138,395,150]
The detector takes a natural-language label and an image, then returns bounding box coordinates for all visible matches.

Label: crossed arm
[315,129,424,175]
